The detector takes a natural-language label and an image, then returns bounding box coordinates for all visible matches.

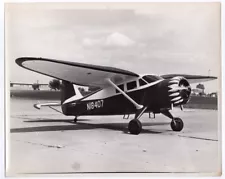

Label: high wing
[16,57,139,87]
[161,74,217,84]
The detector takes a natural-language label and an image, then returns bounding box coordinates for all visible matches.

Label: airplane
[15,57,217,135]
[10,81,48,90]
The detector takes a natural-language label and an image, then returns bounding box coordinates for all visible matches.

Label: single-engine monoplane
[16,57,217,134]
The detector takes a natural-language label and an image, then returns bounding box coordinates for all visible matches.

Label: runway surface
[7,98,221,176]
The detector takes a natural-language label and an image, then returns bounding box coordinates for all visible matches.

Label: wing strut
[106,78,143,110]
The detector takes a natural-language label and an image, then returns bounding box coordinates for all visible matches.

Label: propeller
[168,77,191,105]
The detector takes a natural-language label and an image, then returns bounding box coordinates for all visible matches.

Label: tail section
[61,81,83,105]
[73,84,83,99]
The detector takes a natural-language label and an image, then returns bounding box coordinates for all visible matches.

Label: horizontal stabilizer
[34,102,61,110]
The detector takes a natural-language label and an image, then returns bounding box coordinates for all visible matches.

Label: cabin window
[127,81,137,90]
[139,79,147,86]
[116,84,124,93]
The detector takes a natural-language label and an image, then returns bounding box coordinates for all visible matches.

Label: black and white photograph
[5,2,221,176]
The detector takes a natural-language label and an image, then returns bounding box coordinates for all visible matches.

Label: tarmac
[6,98,221,176]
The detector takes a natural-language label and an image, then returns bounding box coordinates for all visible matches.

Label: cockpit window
[116,84,124,93]
[143,75,163,83]
[127,81,137,90]
[139,78,147,86]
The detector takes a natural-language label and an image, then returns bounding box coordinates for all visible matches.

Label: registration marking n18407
[87,100,104,111]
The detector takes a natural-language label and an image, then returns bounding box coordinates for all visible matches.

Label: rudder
[61,81,83,105]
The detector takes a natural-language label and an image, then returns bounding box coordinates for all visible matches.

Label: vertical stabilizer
[61,81,83,104]
[73,84,83,99]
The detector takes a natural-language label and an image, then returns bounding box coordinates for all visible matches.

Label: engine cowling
[168,76,191,105]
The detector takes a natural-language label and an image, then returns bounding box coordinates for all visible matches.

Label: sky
[5,2,221,93]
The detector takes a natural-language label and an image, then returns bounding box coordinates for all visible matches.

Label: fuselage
[61,75,191,116]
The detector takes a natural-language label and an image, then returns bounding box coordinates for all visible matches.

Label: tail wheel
[128,119,142,135]
[170,117,184,132]
[74,116,78,123]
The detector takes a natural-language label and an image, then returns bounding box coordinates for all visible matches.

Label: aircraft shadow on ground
[10,118,170,134]
[23,118,90,123]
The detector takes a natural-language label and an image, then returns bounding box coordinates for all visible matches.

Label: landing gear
[128,119,142,135]
[161,110,184,132]
[128,107,147,135]
[74,116,78,123]
[170,118,183,131]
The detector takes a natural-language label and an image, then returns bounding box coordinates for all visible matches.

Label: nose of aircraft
[168,76,191,105]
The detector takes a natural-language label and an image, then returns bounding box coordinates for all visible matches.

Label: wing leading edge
[16,57,139,87]
[161,74,217,84]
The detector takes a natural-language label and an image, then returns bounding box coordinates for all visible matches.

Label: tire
[128,119,142,135]
[170,117,184,132]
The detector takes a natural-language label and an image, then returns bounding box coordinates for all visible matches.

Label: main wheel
[128,119,142,135]
[170,117,184,132]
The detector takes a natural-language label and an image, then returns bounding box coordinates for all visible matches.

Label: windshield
[142,75,163,83]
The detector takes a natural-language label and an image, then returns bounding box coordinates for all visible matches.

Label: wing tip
[205,76,217,81]
[15,57,24,67]
[15,57,29,67]
[161,74,218,81]
[210,76,218,80]
[15,57,40,67]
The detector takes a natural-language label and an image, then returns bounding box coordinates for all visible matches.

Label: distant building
[209,92,217,98]
[191,88,204,96]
